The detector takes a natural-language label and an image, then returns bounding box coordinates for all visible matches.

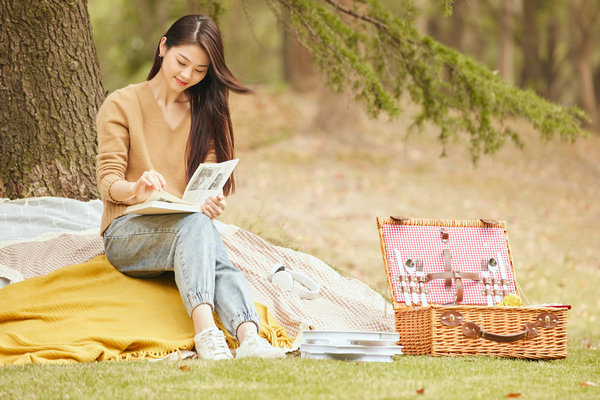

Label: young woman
[96,15,285,360]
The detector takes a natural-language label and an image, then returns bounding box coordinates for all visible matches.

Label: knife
[395,249,412,306]
[497,252,510,297]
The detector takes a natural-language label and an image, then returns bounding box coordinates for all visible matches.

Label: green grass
[1,345,598,399]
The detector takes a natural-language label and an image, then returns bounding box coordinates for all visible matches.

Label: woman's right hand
[133,170,166,201]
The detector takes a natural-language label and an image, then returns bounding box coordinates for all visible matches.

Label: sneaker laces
[201,329,232,359]
[237,331,286,358]
[244,332,270,349]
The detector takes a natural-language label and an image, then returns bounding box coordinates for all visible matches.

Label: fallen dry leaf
[506,393,522,398]
[179,365,190,371]
[580,381,596,387]
[416,388,425,395]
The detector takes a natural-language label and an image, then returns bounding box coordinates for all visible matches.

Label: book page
[145,190,195,205]
[182,159,239,205]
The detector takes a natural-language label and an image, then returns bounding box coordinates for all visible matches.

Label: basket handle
[439,312,560,343]
[461,321,539,343]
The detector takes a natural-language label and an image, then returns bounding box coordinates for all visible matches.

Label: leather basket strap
[439,311,557,343]
[462,321,539,343]
[443,248,452,291]
[427,271,481,304]
[427,271,481,281]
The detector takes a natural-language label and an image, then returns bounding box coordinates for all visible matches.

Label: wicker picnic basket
[376,216,568,359]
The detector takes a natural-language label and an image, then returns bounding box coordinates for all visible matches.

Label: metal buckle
[440,228,449,244]
[440,311,464,327]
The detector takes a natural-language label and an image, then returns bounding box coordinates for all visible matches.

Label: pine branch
[267,0,588,160]
[324,0,387,32]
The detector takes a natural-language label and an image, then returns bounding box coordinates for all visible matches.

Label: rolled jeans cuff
[231,312,261,340]
[185,291,214,316]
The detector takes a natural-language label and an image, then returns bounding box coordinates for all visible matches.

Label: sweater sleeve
[95,92,131,204]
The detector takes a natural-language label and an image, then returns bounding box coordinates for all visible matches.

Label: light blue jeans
[103,212,260,339]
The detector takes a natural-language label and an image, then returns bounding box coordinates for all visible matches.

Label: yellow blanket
[0,255,292,365]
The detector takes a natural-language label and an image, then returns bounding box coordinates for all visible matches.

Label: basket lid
[377,216,519,308]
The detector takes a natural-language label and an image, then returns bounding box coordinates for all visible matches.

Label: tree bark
[0,0,105,199]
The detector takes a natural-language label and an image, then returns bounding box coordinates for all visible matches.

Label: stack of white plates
[300,330,402,362]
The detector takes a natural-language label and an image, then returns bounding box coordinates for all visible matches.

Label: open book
[124,159,239,215]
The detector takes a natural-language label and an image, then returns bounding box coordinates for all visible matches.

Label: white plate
[301,351,398,363]
[301,343,403,356]
[302,330,399,346]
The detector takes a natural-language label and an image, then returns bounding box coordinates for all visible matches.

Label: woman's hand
[201,193,227,219]
[108,170,166,203]
[133,170,166,202]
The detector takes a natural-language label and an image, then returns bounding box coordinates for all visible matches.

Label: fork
[481,260,493,306]
[487,258,503,304]
[404,259,420,305]
[395,250,412,306]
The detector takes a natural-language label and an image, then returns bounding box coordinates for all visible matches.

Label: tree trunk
[542,18,561,101]
[520,0,541,90]
[464,0,484,62]
[298,0,366,138]
[282,17,320,92]
[136,0,171,59]
[498,0,516,84]
[136,0,156,58]
[574,42,599,130]
[594,66,600,113]
[570,0,600,131]
[0,0,105,199]
[447,0,467,52]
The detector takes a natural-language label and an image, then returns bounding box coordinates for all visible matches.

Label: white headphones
[268,263,321,300]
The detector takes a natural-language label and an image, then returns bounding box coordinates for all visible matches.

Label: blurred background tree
[90,0,283,92]
[90,0,600,136]
[90,0,593,163]
[418,0,600,131]
[2,0,596,199]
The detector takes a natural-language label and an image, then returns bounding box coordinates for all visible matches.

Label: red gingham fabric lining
[381,224,517,305]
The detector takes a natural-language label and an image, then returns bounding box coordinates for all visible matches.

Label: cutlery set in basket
[377,216,568,359]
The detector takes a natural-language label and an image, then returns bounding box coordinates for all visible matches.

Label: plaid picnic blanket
[0,198,394,341]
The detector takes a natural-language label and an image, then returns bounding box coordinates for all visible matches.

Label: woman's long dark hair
[147,15,250,195]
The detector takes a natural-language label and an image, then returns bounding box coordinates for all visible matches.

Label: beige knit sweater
[96,81,216,234]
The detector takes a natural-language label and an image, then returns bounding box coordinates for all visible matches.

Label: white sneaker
[194,327,233,360]
[236,331,286,359]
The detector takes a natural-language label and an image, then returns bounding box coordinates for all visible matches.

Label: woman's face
[159,38,210,92]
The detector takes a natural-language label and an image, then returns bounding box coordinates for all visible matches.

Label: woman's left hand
[201,193,227,219]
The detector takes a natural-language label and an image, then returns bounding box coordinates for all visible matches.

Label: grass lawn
[1,344,598,399]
